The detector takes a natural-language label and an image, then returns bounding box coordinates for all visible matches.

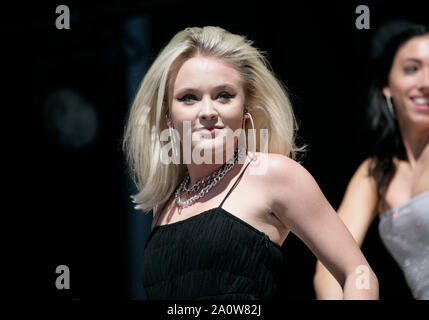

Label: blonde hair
[123,26,302,212]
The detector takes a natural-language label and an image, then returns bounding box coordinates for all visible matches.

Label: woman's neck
[185,150,245,186]
[397,119,429,167]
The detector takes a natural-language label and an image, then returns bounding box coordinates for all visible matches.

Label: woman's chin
[190,141,236,164]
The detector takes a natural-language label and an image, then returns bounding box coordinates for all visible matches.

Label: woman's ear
[382,86,391,98]
[165,113,172,127]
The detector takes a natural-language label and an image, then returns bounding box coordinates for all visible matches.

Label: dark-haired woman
[313,21,429,300]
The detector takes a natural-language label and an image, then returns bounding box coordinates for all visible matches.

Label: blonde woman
[123,26,378,300]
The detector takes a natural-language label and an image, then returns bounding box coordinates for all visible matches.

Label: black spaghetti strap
[219,160,253,208]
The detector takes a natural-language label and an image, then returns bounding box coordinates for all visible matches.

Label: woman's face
[168,54,246,161]
[383,34,429,127]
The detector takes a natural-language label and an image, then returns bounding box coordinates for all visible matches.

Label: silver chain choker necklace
[175,148,245,208]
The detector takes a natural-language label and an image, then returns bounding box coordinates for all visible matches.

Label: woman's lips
[196,126,223,135]
[197,127,221,135]
[411,97,429,111]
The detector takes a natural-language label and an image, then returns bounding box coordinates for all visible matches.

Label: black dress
[142,160,284,300]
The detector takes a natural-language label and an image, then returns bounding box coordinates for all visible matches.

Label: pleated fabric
[142,207,284,300]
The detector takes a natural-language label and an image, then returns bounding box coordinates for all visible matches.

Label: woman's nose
[199,97,218,121]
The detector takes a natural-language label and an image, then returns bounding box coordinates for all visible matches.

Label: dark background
[4,0,426,299]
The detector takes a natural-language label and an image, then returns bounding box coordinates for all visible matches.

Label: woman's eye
[217,92,235,100]
[178,94,197,102]
[404,65,418,73]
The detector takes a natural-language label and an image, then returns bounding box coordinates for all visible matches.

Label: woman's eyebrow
[174,83,239,96]
[174,87,199,96]
[401,58,422,64]
[213,84,238,92]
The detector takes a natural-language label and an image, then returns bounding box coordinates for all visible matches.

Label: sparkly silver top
[379,191,429,300]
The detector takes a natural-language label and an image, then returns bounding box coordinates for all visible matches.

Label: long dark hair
[365,20,429,211]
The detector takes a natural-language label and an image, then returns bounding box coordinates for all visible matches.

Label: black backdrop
[4,0,426,299]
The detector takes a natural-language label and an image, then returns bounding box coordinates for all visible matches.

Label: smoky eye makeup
[175,91,236,103]
[177,93,198,102]
[174,84,240,103]
[216,91,236,100]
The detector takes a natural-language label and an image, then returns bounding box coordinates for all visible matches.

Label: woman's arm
[313,158,379,299]
[265,155,379,299]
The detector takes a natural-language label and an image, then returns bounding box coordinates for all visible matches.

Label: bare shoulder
[248,152,314,185]
[345,157,378,196]
[247,152,320,205]
[334,157,379,244]
[248,152,301,174]
[249,153,376,197]
[354,157,376,179]
[342,158,378,210]
[248,153,336,231]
